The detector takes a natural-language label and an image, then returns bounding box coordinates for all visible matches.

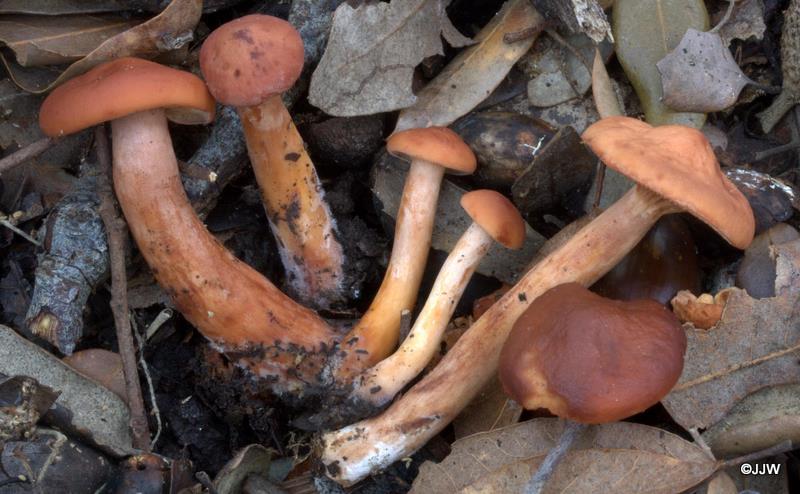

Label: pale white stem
[350,222,493,407]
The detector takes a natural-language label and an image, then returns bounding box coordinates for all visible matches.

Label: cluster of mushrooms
[36,14,755,486]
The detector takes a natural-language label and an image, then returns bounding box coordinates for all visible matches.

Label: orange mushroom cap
[582,116,754,250]
[39,57,215,137]
[499,283,686,424]
[461,190,525,249]
[199,14,304,107]
[387,127,477,174]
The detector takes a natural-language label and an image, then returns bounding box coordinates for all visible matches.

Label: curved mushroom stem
[331,159,445,381]
[111,109,339,390]
[321,185,679,485]
[350,222,492,408]
[239,94,346,310]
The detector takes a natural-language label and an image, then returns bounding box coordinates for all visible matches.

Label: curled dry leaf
[657,28,754,113]
[0,14,138,67]
[662,240,800,430]
[410,419,714,494]
[671,289,734,329]
[308,0,472,117]
[395,0,544,131]
[717,0,766,45]
[1,0,202,93]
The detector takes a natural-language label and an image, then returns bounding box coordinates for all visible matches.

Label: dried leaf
[0,14,138,67]
[395,0,544,131]
[308,0,472,117]
[214,444,273,494]
[532,0,612,43]
[410,419,714,494]
[613,0,708,127]
[592,46,622,118]
[525,33,613,107]
[1,0,201,94]
[452,376,522,439]
[657,28,753,112]
[706,472,738,494]
[702,384,800,458]
[0,0,152,15]
[717,0,766,45]
[662,240,800,430]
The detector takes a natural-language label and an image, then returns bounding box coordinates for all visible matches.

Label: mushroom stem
[239,95,345,309]
[350,222,493,407]
[332,159,445,380]
[111,109,338,388]
[321,185,678,485]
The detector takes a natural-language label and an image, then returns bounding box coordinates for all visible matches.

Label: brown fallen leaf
[717,0,766,45]
[657,28,755,113]
[706,471,738,494]
[1,0,201,93]
[395,0,544,131]
[410,419,714,494]
[0,14,138,67]
[452,376,522,440]
[591,46,622,118]
[0,1,155,15]
[662,240,800,430]
[308,0,472,117]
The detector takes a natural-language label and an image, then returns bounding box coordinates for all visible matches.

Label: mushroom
[499,283,686,423]
[200,15,347,310]
[331,127,476,381]
[349,190,524,408]
[320,116,754,485]
[38,58,339,390]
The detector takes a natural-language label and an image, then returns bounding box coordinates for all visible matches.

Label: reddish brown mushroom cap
[39,57,215,137]
[582,116,754,250]
[387,127,477,174]
[200,14,304,107]
[499,283,686,424]
[461,190,525,249]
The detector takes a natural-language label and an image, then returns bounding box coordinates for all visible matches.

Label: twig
[545,28,592,73]
[504,26,541,43]
[689,427,716,460]
[0,217,40,246]
[145,308,174,341]
[94,125,151,451]
[590,161,606,212]
[710,0,737,34]
[0,137,57,174]
[133,315,168,451]
[716,440,794,470]
[524,421,587,494]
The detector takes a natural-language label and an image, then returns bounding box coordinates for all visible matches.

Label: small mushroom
[331,127,476,381]
[499,283,686,423]
[350,190,524,408]
[321,116,754,486]
[200,15,347,310]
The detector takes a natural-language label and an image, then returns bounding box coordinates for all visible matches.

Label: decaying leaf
[657,28,754,113]
[591,47,622,118]
[1,0,202,93]
[717,0,766,45]
[0,14,138,67]
[523,33,613,107]
[703,384,800,458]
[395,0,544,131]
[0,1,154,15]
[308,0,472,117]
[532,0,612,43]
[706,471,738,494]
[613,0,708,127]
[410,419,714,494]
[662,240,800,430]
[213,444,273,494]
[452,376,522,439]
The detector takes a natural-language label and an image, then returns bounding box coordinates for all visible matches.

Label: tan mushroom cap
[461,190,525,249]
[582,116,754,250]
[200,14,304,107]
[387,127,477,174]
[499,283,686,424]
[39,57,215,137]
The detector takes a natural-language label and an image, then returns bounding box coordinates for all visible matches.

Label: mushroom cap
[39,57,215,137]
[461,190,525,249]
[199,14,304,107]
[582,116,754,250]
[387,127,477,174]
[499,283,686,424]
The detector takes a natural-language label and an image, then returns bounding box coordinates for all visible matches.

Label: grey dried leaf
[410,419,714,494]
[718,0,766,45]
[662,240,800,430]
[657,28,753,112]
[308,0,472,117]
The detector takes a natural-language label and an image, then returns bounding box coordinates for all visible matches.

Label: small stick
[94,125,151,451]
[0,217,40,246]
[716,440,793,469]
[0,136,57,174]
[132,317,165,450]
[689,427,715,460]
[525,421,587,494]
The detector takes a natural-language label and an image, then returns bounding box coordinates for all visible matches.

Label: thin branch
[0,137,57,174]
[94,125,151,451]
[524,421,587,494]
[0,217,40,246]
[717,440,794,470]
[689,427,716,460]
[710,0,737,34]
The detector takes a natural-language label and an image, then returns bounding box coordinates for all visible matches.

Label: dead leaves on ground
[0,0,201,93]
[411,419,715,494]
